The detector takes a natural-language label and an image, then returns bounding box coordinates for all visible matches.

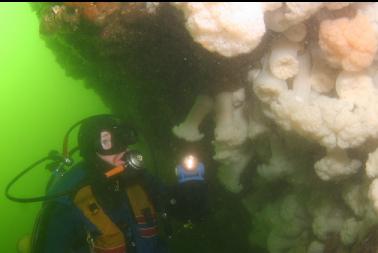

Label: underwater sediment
[31,2,378,253]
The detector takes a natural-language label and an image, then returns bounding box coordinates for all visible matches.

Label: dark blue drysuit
[31,162,169,253]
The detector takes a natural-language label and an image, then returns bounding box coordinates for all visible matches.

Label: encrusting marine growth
[33,2,378,252]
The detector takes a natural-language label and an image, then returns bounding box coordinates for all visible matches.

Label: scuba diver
[5,114,210,253]
[30,115,171,253]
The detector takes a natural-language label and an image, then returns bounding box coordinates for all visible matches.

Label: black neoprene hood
[77,115,137,160]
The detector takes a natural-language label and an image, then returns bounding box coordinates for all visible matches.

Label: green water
[1,3,261,253]
[0,3,109,252]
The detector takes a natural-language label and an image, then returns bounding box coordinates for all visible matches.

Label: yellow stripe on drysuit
[74,183,157,250]
[74,185,125,249]
[126,183,156,219]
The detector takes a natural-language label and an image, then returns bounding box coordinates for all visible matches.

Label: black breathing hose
[4,115,92,203]
[5,156,72,203]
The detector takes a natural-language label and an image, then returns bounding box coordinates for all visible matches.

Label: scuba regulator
[105,150,145,178]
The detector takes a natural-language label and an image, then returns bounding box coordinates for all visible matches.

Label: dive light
[183,155,197,171]
[176,155,205,184]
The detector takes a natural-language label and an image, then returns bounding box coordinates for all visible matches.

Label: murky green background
[0,3,109,252]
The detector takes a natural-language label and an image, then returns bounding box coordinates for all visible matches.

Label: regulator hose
[5,149,78,203]
[5,156,72,203]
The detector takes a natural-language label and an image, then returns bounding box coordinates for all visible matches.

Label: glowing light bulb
[184,155,197,171]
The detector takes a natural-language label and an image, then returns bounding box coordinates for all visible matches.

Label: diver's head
[78,114,137,170]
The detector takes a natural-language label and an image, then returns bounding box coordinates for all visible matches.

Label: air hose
[5,149,78,203]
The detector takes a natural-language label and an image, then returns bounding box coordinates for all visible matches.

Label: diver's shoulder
[59,162,89,187]
[46,162,89,202]
[66,162,89,180]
